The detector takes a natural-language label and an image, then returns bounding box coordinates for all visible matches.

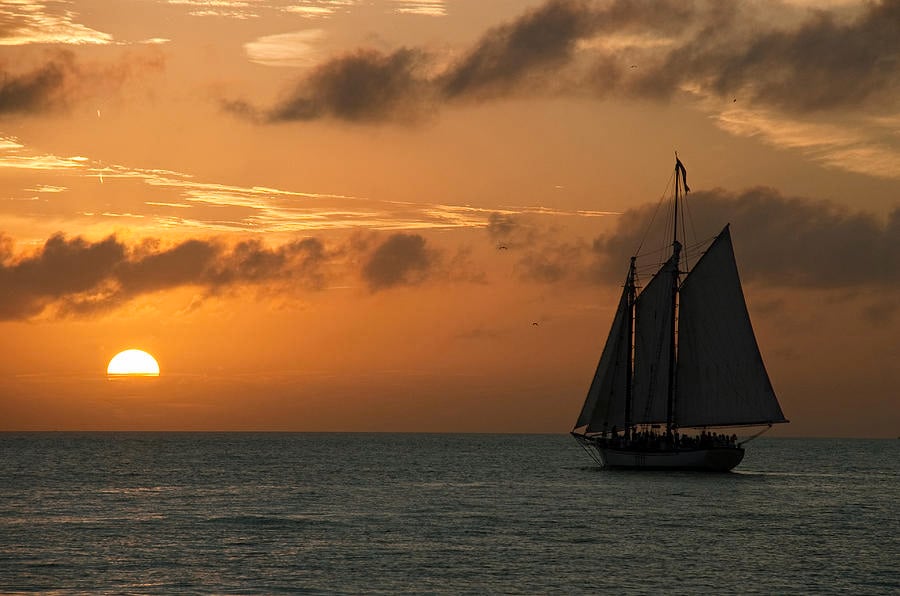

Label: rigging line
[684,236,713,252]
[678,235,718,274]
[679,178,691,270]
[636,260,665,271]
[571,434,604,466]
[683,185,699,260]
[636,244,672,260]
[738,424,774,447]
[634,170,675,257]
[635,248,672,273]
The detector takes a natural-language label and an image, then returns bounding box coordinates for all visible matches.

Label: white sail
[575,276,630,432]
[631,256,677,424]
[675,226,787,427]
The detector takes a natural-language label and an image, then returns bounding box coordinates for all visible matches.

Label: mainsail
[675,226,787,427]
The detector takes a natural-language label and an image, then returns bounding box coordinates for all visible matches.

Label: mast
[667,156,687,440]
[672,155,689,254]
[623,257,636,439]
[667,243,680,440]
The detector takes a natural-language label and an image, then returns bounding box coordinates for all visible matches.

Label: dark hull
[573,434,745,472]
[599,446,744,472]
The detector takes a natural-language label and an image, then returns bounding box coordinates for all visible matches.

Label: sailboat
[571,157,788,471]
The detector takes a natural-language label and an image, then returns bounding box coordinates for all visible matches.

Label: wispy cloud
[0,136,614,234]
[714,106,900,180]
[244,29,327,67]
[166,0,443,21]
[281,2,347,18]
[24,184,67,193]
[391,0,446,17]
[0,0,113,45]
[0,135,89,169]
[166,0,259,19]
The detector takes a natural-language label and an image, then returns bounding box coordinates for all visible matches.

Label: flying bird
[498,245,508,250]
[532,322,539,326]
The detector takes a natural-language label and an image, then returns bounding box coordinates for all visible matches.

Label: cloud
[167,0,260,19]
[485,187,899,291]
[438,0,600,100]
[590,188,900,288]
[0,135,616,235]
[485,211,603,283]
[712,107,900,181]
[2,191,897,319]
[362,233,437,290]
[0,233,126,319]
[0,51,164,116]
[392,0,447,17]
[517,240,590,283]
[486,213,520,243]
[485,212,544,251]
[0,53,74,114]
[860,297,900,324]
[225,0,689,123]
[244,30,327,67]
[0,230,467,319]
[0,1,113,45]
[282,5,341,18]
[227,0,900,126]
[0,233,329,320]
[232,47,435,123]
[625,0,900,112]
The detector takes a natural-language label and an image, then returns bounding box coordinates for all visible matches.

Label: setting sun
[107,349,160,377]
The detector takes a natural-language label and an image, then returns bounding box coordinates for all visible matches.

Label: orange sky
[1,0,898,436]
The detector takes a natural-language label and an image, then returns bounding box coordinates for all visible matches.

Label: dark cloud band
[498,188,900,288]
[0,231,443,320]
[0,50,164,116]
[226,0,900,124]
[0,53,74,114]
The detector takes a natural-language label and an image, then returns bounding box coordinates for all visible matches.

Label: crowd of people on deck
[593,427,739,451]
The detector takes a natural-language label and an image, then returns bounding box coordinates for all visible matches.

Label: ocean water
[1,434,897,594]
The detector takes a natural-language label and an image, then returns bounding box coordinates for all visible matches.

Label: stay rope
[738,424,774,447]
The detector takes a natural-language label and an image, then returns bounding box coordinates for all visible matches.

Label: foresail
[675,226,787,427]
[575,276,630,432]
[631,256,677,425]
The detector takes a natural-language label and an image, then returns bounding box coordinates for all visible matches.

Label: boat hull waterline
[577,438,745,472]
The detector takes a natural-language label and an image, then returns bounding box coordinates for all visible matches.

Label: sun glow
[107,349,160,376]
